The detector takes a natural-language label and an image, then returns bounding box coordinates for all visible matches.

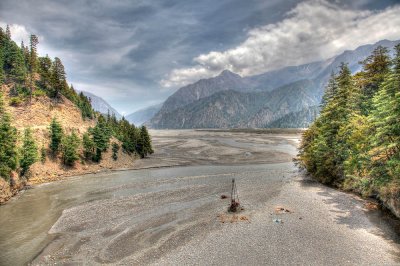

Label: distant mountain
[154,80,320,129]
[126,103,162,126]
[150,70,250,126]
[80,91,122,119]
[150,39,400,129]
[266,106,320,128]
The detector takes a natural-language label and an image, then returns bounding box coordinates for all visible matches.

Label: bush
[9,96,23,106]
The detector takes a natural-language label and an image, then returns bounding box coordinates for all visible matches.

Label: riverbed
[0,130,399,265]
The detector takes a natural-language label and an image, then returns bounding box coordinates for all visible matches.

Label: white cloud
[161,0,400,88]
[0,22,31,45]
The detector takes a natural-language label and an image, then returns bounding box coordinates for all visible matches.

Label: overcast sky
[1,0,400,114]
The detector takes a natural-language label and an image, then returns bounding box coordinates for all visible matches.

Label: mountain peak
[219,69,241,78]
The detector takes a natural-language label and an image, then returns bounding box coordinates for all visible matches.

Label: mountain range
[149,39,400,129]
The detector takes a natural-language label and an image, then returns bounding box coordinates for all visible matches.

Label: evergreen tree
[138,126,153,158]
[49,117,63,154]
[38,55,52,90]
[40,145,46,163]
[29,35,39,74]
[5,25,11,39]
[320,72,338,108]
[0,93,18,181]
[359,46,391,114]
[20,128,38,176]
[82,132,95,160]
[50,57,66,99]
[90,116,112,162]
[112,142,119,161]
[6,41,26,83]
[0,40,4,85]
[61,131,80,166]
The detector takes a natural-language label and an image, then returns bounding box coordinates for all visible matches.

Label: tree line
[298,44,400,201]
[0,25,94,119]
[0,25,154,183]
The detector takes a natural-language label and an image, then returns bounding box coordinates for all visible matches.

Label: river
[0,130,399,265]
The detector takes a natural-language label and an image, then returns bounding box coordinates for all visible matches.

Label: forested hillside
[0,25,153,202]
[298,45,400,217]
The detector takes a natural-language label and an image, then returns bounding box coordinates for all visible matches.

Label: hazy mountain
[80,91,122,119]
[153,80,319,129]
[150,39,400,129]
[126,103,162,126]
[266,106,320,128]
[150,70,250,126]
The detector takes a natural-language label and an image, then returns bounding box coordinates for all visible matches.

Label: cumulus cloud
[161,0,400,88]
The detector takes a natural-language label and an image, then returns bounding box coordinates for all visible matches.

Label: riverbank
[1,130,399,265]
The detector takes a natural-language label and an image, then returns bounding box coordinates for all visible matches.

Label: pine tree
[138,125,153,158]
[20,128,38,176]
[61,131,80,166]
[50,57,66,99]
[49,117,63,154]
[29,35,39,74]
[6,41,26,83]
[367,44,400,181]
[0,40,4,85]
[5,25,11,39]
[320,72,338,108]
[359,46,391,114]
[38,55,52,90]
[40,145,46,163]
[0,93,18,181]
[82,132,95,160]
[112,142,119,161]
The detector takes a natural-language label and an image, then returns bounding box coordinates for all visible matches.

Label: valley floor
[0,130,399,265]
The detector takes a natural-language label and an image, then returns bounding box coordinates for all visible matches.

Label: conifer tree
[112,142,119,161]
[49,117,63,154]
[61,131,80,166]
[38,55,52,90]
[82,132,95,160]
[0,41,4,85]
[50,57,66,99]
[20,128,38,176]
[40,145,46,163]
[138,125,153,158]
[29,35,39,74]
[0,93,18,181]
[320,72,338,108]
[359,46,391,114]
[5,25,11,39]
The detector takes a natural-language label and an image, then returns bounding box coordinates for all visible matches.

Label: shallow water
[0,163,292,265]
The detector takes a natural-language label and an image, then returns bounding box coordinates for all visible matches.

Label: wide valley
[0,130,399,265]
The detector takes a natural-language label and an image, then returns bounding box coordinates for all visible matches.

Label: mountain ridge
[149,39,400,129]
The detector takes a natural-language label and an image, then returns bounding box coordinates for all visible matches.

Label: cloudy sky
[1,0,400,114]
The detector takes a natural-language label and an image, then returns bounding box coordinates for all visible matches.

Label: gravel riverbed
[0,130,398,265]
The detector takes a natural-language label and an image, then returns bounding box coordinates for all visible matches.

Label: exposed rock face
[150,39,400,129]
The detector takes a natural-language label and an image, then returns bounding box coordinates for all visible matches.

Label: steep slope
[126,103,162,125]
[153,80,319,129]
[80,91,122,119]
[151,70,250,125]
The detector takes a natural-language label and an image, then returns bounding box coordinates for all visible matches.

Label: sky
[1,0,400,115]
